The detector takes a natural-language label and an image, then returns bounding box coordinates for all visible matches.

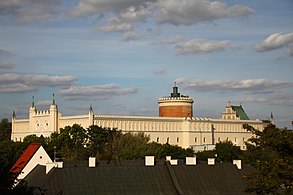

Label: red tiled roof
[10,143,41,177]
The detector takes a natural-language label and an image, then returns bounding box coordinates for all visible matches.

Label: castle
[11,85,269,150]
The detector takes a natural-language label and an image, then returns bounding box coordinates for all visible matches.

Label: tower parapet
[158,84,194,117]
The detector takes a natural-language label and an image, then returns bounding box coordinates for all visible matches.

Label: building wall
[12,104,266,150]
[159,105,192,117]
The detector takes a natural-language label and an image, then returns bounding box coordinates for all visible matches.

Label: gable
[10,143,52,180]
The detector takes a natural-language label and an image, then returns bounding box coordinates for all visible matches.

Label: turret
[89,104,94,126]
[49,94,58,132]
[158,83,194,118]
[270,112,275,125]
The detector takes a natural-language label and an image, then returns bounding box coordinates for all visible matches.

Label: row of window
[155,137,247,143]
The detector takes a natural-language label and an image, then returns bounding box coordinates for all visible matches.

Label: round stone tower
[158,84,194,117]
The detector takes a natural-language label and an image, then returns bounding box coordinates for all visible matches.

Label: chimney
[89,157,96,167]
[170,159,178,165]
[145,156,154,166]
[186,157,196,165]
[46,162,63,174]
[166,156,171,161]
[233,160,242,169]
[208,158,215,165]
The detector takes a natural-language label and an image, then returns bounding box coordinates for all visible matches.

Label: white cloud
[176,78,293,93]
[98,22,133,32]
[153,68,167,75]
[0,49,14,56]
[154,36,230,55]
[123,31,144,41]
[241,93,293,107]
[0,0,61,23]
[71,0,151,17]
[0,73,76,93]
[175,39,230,55]
[153,0,254,25]
[0,61,15,69]
[154,36,187,46]
[255,32,293,53]
[60,83,139,100]
[97,5,150,33]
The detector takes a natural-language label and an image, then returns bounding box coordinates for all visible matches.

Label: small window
[157,137,160,142]
[235,137,237,142]
[218,137,221,142]
[167,137,169,143]
[177,137,179,142]
[195,137,197,142]
[203,137,206,143]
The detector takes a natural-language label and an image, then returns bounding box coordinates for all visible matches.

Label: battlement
[35,110,50,115]
[158,96,194,103]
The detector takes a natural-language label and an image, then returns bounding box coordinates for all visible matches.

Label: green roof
[232,105,250,120]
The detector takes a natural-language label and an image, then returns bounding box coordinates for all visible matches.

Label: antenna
[32,96,35,107]
[53,93,55,105]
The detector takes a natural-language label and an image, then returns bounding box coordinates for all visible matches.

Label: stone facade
[11,86,269,150]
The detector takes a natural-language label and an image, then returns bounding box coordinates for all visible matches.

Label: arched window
[157,137,160,142]
[195,137,197,142]
[177,137,179,142]
[203,137,206,143]
[167,137,170,143]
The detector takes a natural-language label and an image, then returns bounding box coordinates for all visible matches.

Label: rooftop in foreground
[24,159,256,195]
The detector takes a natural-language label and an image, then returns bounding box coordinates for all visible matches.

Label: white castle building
[11,85,270,150]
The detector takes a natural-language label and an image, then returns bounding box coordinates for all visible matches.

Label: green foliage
[0,118,12,141]
[0,140,29,194]
[87,125,121,159]
[215,140,242,162]
[48,124,88,160]
[112,132,151,160]
[195,141,242,162]
[196,150,216,161]
[243,124,293,194]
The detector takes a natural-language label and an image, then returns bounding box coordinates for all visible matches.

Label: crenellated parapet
[158,84,194,118]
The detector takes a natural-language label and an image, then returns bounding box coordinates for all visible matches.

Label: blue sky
[0,0,292,128]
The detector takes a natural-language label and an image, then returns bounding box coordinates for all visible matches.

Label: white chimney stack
[186,157,196,165]
[89,157,96,167]
[233,160,242,169]
[208,158,215,165]
[145,156,154,166]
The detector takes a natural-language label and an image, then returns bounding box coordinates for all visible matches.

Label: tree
[215,140,243,162]
[0,118,12,141]
[48,124,88,160]
[87,125,121,159]
[112,132,150,160]
[195,141,242,162]
[0,140,32,194]
[243,124,293,194]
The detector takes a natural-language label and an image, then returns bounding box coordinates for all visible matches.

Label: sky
[0,0,292,128]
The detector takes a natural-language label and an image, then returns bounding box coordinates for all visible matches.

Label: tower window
[194,137,197,142]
